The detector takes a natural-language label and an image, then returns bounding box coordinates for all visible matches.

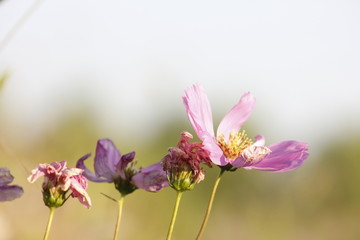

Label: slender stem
[43,207,55,240]
[0,0,45,55]
[196,169,225,240]
[113,196,125,240]
[166,191,183,240]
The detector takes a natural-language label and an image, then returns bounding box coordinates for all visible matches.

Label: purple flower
[0,168,23,202]
[76,138,168,196]
[161,132,212,191]
[183,84,309,172]
[27,161,91,208]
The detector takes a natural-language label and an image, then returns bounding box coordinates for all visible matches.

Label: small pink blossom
[28,161,91,208]
[183,84,309,172]
[161,132,211,191]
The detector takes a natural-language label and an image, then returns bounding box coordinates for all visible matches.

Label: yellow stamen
[217,130,253,159]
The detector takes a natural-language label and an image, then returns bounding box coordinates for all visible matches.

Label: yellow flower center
[217,130,253,159]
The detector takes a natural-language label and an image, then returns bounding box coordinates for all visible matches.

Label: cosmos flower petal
[246,141,309,172]
[0,185,24,202]
[132,163,168,192]
[27,165,46,183]
[0,168,23,202]
[232,145,271,168]
[217,92,256,139]
[70,176,92,208]
[0,168,14,186]
[94,138,121,179]
[183,84,215,140]
[116,151,136,179]
[202,134,228,166]
[76,153,112,183]
[253,135,266,146]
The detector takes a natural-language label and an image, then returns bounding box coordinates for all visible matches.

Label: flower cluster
[1,83,309,240]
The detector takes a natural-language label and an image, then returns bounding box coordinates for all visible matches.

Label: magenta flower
[183,84,309,172]
[161,131,211,191]
[76,138,168,196]
[0,167,23,202]
[27,161,91,208]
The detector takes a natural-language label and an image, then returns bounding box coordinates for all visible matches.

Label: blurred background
[0,0,359,239]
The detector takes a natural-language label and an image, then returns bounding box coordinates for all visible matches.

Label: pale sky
[0,0,359,148]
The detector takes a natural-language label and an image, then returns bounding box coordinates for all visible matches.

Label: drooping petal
[246,141,309,172]
[132,162,168,192]
[217,92,256,139]
[76,153,112,183]
[70,175,92,208]
[0,185,24,202]
[27,165,46,183]
[0,168,14,186]
[202,134,229,166]
[115,151,136,179]
[94,139,121,180]
[183,84,215,140]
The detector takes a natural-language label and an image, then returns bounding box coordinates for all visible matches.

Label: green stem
[0,0,45,55]
[166,191,183,240]
[43,207,55,240]
[113,196,125,240]
[196,169,225,240]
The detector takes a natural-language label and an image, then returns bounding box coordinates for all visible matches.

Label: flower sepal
[114,177,137,196]
[219,164,237,173]
[42,187,67,208]
[167,169,203,192]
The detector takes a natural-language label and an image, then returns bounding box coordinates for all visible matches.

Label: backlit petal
[132,162,168,192]
[94,139,121,179]
[183,84,215,140]
[76,153,112,183]
[246,141,309,172]
[115,151,135,179]
[70,176,92,208]
[217,92,256,139]
[202,134,229,166]
[27,165,46,183]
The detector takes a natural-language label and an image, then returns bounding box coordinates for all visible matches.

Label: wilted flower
[77,138,168,240]
[183,84,309,172]
[162,132,212,240]
[161,132,211,192]
[76,138,168,196]
[0,167,23,202]
[27,161,91,208]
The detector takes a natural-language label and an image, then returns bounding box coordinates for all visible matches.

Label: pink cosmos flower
[0,167,23,202]
[76,138,168,195]
[27,161,91,208]
[183,84,309,172]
